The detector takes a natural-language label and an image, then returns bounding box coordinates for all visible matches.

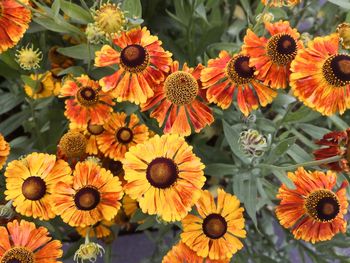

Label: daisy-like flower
[0,0,31,54]
[242,21,303,89]
[123,134,206,222]
[290,33,350,115]
[163,242,229,263]
[97,112,149,161]
[24,71,61,99]
[314,128,350,172]
[52,160,124,227]
[0,133,10,170]
[76,220,114,239]
[276,167,348,243]
[93,2,126,38]
[142,61,214,136]
[0,220,63,262]
[16,45,42,70]
[181,189,246,261]
[201,51,277,115]
[60,75,115,128]
[4,152,71,220]
[261,0,301,7]
[94,27,172,104]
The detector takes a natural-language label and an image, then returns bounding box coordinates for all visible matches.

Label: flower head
[337,23,350,49]
[276,167,348,243]
[85,23,105,44]
[0,133,10,170]
[24,71,61,99]
[59,130,88,159]
[261,0,301,7]
[239,129,268,157]
[74,241,105,263]
[16,45,42,70]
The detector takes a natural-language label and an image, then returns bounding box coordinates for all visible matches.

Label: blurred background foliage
[1,0,350,262]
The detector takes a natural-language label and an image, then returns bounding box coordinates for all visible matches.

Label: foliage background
[1,0,350,262]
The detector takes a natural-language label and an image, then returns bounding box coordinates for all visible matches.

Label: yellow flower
[0,133,10,170]
[337,23,350,49]
[24,71,61,99]
[15,45,42,70]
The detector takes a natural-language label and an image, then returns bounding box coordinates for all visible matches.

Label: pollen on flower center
[94,3,125,36]
[116,127,133,144]
[87,123,104,135]
[1,247,34,263]
[305,189,340,222]
[226,55,255,84]
[59,131,87,158]
[74,186,101,211]
[146,157,178,188]
[202,213,227,239]
[164,71,199,105]
[77,87,99,106]
[22,176,47,201]
[120,44,149,73]
[323,54,350,87]
[267,33,297,65]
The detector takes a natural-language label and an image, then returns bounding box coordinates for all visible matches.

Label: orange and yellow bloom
[24,72,61,99]
[0,133,10,170]
[201,51,277,115]
[76,220,114,239]
[97,112,149,161]
[4,152,71,220]
[142,61,214,136]
[0,220,63,263]
[276,167,348,243]
[95,27,172,104]
[53,160,123,227]
[0,0,31,53]
[60,75,114,128]
[181,189,246,261]
[123,134,206,222]
[243,21,303,89]
[290,33,350,115]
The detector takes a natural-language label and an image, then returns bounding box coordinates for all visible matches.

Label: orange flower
[0,220,63,262]
[201,51,277,115]
[0,0,31,53]
[290,34,350,115]
[276,167,348,243]
[0,133,10,170]
[142,61,214,136]
[242,21,303,89]
[163,242,229,263]
[52,160,123,227]
[76,220,114,239]
[314,129,350,172]
[60,75,114,128]
[97,112,149,161]
[95,27,172,104]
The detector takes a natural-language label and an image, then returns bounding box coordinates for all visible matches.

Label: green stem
[258,155,342,171]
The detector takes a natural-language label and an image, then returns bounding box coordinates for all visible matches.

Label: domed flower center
[77,87,99,107]
[120,44,149,73]
[164,71,199,105]
[106,160,124,177]
[202,213,227,239]
[322,54,350,87]
[74,186,101,211]
[146,157,178,188]
[95,3,125,35]
[267,33,297,65]
[22,176,46,201]
[305,189,340,222]
[87,123,104,135]
[226,55,255,84]
[59,131,87,158]
[1,247,34,263]
[116,127,133,144]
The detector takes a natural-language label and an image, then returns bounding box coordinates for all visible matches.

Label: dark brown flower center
[1,247,34,263]
[146,157,178,188]
[74,186,101,211]
[77,87,99,106]
[22,176,46,201]
[120,44,149,73]
[116,127,133,144]
[226,55,255,84]
[87,123,104,135]
[323,54,350,87]
[164,71,198,105]
[202,213,227,239]
[267,33,297,65]
[305,190,340,222]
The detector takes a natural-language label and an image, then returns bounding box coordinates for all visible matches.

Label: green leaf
[328,0,350,9]
[0,93,24,115]
[0,111,31,137]
[260,164,295,189]
[329,115,349,130]
[52,0,61,17]
[33,17,83,36]
[60,0,93,23]
[205,163,238,177]
[130,208,148,223]
[244,176,258,226]
[283,106,321,123]
[21,75,37,88]
[57,44,101,60]
[136,216,157,231]
[122,0,142,18]
[57,66,86,76]
[267,137,297,164]
[298,124,330,139]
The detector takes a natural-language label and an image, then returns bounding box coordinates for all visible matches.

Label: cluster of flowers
[1,0,350,262]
